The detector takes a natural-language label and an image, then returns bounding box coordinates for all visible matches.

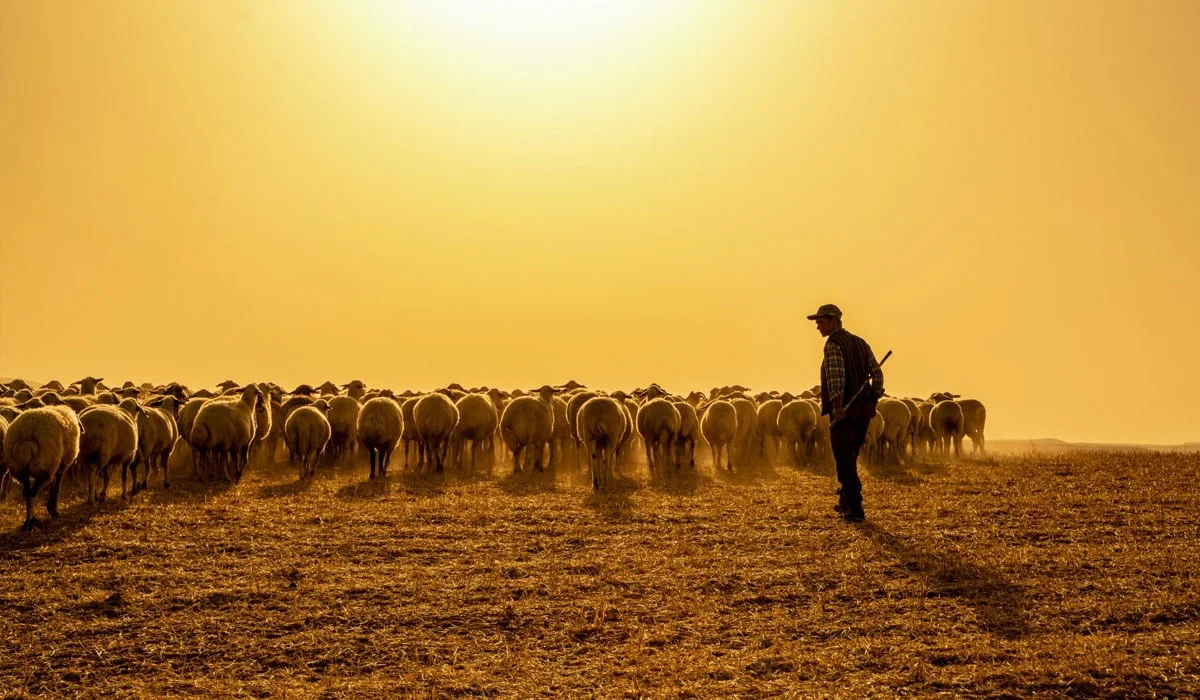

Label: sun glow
[377,0,690,70]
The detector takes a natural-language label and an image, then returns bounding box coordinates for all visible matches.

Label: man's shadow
[856,521,1030,640]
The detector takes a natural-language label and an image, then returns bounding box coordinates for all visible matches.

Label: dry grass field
[2,449,1198,698]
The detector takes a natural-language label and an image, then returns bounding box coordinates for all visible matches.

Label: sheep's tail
[190,422,211,448]
[7,437,39,471]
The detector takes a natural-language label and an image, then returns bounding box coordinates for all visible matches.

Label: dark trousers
[830,409,872,513]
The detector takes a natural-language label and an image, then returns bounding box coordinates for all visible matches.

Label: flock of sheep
[0,377,986,531]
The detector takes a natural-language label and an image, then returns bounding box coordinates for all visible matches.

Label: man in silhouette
[808,304,884,522]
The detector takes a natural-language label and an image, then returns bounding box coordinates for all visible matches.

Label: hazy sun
[382,0,688,67]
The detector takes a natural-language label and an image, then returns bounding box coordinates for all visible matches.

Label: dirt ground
[1,447,1197,698]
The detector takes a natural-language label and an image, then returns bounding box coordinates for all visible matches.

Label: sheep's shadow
[864,458,948,486]
[496,468,560,496]
[712,459,783,485]
[335,477,394,501]
[582,480,637,522]
[649,467,713,497]
[138,477,237,506]
[0,497,107,551]
[856,521,1030,640]
[259,478,314,499]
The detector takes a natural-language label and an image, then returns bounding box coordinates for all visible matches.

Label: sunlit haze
[1,1,1197,444]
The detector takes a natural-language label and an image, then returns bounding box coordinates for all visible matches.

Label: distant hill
[990,438,1200,454]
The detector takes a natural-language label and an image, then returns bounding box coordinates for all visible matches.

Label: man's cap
[806,303,842,321]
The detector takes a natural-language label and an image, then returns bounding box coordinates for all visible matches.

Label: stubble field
[1,449,1198,698]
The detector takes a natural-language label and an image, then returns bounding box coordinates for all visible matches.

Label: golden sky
[1,1,1198,443]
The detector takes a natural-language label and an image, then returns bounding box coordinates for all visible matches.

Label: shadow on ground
[857,521,1030,639]
[864,459,948,486]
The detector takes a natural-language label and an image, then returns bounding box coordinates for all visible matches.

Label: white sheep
[577,395,628,490]
[0,415,9,499]
[399,397,421,470]
[636,398,681,474]
[499,386,556,473]
[357,396,403,479]
[930,399,965,458]
[414,392,460,473]
[325,395,361,465]
[957,398,987,453]
[133,397,181,493]
[672,401,700,468]
[700,400,738,472]
[3,405,83,530]
[452,393,498,474]
[285,402,332,480]
[730,398,759,467]
[875,398,912,465]
[777,398,818,466]
[865,411,885,463]
[189,385,263,483]
[77,404,139,504]
[755,399,784,465]
[566,390,599,469]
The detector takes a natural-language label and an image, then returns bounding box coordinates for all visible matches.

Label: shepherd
[807,304,885,523]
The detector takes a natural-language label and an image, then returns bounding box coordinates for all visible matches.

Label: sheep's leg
[46,471,65,518]
[122,460,131,499]
[22,476,41,531]
[221,451,234,483]
[382,447,393,477]
[101,464,113,502]
[161,452,171,489]
[85,461,96,505]
[726,443,734,472]
[512,444,524,474]
[368,448,377,479]
[644,441,655,476]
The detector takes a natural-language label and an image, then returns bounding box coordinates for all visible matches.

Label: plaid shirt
[823,335,884,403]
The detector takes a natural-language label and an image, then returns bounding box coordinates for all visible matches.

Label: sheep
[250,383,274,464]
[3,405,83,530]
[875,398,912,465]
[755,399,784,465]
[71,376,103,396]
[777,398,818,466]
[342,380,367,401]
[636,398,682,474]
[414,392,460,473]
[700,400,738,472]
[77,405,139,504]
[0,416,8,498]
[400,397,421,469]
[957,398,988,453]
[357,397,403,479]
[672,401,700,468]
[916,403,936,456]
[566,390,599,469]
[285,402,332,479]
[452,393,498,474]
[499,386,556,473]
[132,397,180,493]
[577,396,628,491]
[189,385,263,483]
[550,395,574,469]
[929,399,965,458]
[326,395,361,465]
[730,398,759,466]
[865,411,885,463]
[898,397,921,459]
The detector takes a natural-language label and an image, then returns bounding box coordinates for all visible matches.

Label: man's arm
[824,341,846,415]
